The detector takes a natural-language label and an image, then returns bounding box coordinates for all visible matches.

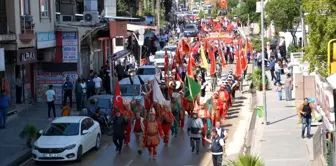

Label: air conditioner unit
[83,11,99,25]
[60,15,73,23]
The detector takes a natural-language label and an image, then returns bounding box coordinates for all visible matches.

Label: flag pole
[261,0,267,125]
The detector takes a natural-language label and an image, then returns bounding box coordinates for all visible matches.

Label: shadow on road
[268,114,298,125]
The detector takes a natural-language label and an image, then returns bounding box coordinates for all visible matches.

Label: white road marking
[19,157,32,166]
[125,160,134,166]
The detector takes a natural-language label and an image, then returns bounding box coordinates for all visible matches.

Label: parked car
[154,51,173,69]
[184,24,198,37]
[136,65,161,81]
[32,116,101,162]
[163,45,178,56]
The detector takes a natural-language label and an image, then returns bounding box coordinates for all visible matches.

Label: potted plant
[19,124,39,148]
[226,154,265,166]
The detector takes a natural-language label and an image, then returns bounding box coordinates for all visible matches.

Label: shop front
[17,47,37,103]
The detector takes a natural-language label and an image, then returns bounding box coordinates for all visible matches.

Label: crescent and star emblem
[116,95,122,102]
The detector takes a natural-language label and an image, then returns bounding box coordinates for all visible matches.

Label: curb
[4,149,31,166]
[243,92,258,154]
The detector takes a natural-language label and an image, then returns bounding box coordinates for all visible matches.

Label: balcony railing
[19,15,34,41]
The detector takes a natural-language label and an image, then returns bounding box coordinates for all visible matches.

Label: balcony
[19,15,35,42]
[0,32,16,42]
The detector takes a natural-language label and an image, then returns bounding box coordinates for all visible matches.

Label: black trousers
[47,101,56,118]
[63,91,72,107]
[212,154,223,166]
[87,87,95,99]
[270,69,275,81]
[190,137,200,153]
[113,135,124,152]
[16,86,22,103]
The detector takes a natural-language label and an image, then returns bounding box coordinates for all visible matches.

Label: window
[20,0,30,15]
[115,38,124,46]
[40,0,49,17]
[44,123,80,136]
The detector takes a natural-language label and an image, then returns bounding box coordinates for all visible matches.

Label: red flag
[247,38,253,59]
[209,47,216,76]
[187,55,193,77]
[241,49,247,70]
[113,80,124,114]
[220,0,227,8]
[217,41,226,67]
[177,73,183,83]
[164,50,169,75]
[181,40,190,54]
[235,50,243,78]
[192,43,199,55]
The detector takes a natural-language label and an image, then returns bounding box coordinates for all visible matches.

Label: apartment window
[40,0,49,17]
[20,0,30,15]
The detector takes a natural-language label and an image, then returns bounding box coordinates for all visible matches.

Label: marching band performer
[123,100,134,145]
[160,104,174,146]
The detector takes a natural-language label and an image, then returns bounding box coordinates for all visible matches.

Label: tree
[264,0,301,46]
[226,154,265,166]
[227,0,239,9]
[231,0,260,25]
[302,0,336,76]
[198,9,205,19]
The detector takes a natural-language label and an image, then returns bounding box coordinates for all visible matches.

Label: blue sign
[62,32,78,63]
[62,32,77,40]
[36,32,56,49]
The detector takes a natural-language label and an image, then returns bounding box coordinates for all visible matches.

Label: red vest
[134,119,142,132]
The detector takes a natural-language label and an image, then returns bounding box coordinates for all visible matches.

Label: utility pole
[261,0,267,125]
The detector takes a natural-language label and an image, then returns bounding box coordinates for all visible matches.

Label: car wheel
[76,146,83,162]
[95,134,101,150]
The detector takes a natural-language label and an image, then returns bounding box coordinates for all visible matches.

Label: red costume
[160,106,174,145]
[123,107,134,145]
[144,91,153,112]
[218,89,228,120]
[198,105,210,146]
[212,93,223,126]
[143,113,164,160]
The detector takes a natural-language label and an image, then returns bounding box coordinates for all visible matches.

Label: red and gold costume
[143,112,164,160]
[212,92,223,125]
[218,86,228,120]
[123,104,134,145]
[144,90,153,113]
[198,104,210,146]
[160,105,174,145]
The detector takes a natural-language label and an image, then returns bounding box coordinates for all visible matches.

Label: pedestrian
[284,73,293,101]
[75,78,83,112]
[143,109,164,160]
[86,71,95,98]
[204,128,226,166]
[45,85,56,120]
[80,78,87,107]
[275,83,283,101]
[269,56,276,82]
[0,90,10,129]
[93,73,102,95]
[112,109,127,154]
[103,70,111,94]
[123,102,134,146]
[15,75,22,104]
[160,104,174,146]
[188,110,204,155]
[171,95,181,137]
[214,121,227,141]
[133,111,145,155]
[274,60,282,86]
[298,98,315,138]
[62,77,73,108]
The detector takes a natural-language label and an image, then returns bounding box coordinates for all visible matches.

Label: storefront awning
[127,24,157,32]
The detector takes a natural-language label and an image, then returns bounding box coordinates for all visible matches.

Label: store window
[40,0,49,17]
[20,0,30,15]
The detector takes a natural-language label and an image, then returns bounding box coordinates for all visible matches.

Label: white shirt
[216,127,227,138]
[149,55,155,62]
[45,89,55,102]
[93,77,102,88]
[275,63,282,72]
[80,82,86,93]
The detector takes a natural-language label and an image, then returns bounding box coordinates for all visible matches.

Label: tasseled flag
[209,47,217,76]
[200,46,209,69]
[218,40,226,67]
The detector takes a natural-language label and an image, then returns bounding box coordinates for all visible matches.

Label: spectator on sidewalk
[80,78,87,107]
[62,77,73,108]
[284,74,293,101]
[275,83,283,100]
[269,56,276,82]
[75,78,83,112]
[45,85,56,120]
[298,98,315,138]
[274,60,282,86]
[15,75,22,104]
[0,90,10,129]
[204,128,226,166]
[86,71,95,98]
[93,73,102,95]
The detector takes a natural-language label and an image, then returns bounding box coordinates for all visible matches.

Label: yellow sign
[328,39,336,75]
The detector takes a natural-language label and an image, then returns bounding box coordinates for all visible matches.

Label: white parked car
[32,116,101,162]
[154,51,173,69]
[136,65,162,81]
[163,45,178,56]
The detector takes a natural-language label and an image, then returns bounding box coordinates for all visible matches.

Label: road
[21,65,251,166]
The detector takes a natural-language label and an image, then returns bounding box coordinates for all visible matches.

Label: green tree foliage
[302,0,336,76]
[230,0,260,25]
[211,7,218,18]
[226,154,265,166]
[264,0,301,45]
[227,0,239,9]
[198,9,205,19]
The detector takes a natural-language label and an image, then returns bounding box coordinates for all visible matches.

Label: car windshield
[185,25,195,29]
[97,99,111,109]
[155,53,165,59]
[119,84,141,96]
[164,47,177,52]
[136,68,156,75]
[43,123,79,136]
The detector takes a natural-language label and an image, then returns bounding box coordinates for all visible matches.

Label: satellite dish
[84,13,92,21]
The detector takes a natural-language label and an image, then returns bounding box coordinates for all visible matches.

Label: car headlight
[65,144,76,150]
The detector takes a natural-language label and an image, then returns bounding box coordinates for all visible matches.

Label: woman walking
[80,78,87,107]
[75,78,83,112]
[284,74,293,101]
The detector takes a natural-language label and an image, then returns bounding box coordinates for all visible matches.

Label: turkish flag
[209,47,217,76]
[112,80,124,114]
[181,40,190,54]
[220,0,227,8]
[235,50,243,78]
[187,55,193,77]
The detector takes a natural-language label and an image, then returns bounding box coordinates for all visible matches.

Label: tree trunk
[144,0,147,11]
[156,0,160,26]
[139,0,143,16]
[152,0,155,15]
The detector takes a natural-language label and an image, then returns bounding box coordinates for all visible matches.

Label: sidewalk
[251,80,314,166]
[0,103,79,166]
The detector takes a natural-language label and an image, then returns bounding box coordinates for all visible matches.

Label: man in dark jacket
[112,110,127,154]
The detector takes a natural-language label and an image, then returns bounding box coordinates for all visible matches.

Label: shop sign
[315,75,334,120]
[17,47,37,65]
[36,32,56,49]
[0,48,4,71]
[109,21,127,38]
[62,32,78,63]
